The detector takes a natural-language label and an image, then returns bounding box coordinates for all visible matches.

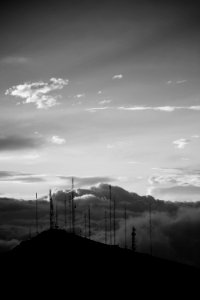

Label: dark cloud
[0,171,46,183]
[0,135,43,151]
[1,184,200,267]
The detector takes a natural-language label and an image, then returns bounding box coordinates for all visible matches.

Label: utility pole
[35,192,39,235]
[109,185,112,245]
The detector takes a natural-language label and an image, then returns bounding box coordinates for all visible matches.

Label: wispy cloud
[85,105,200,113]
[112,74,123,79]
[173,138,190,149]
[0,171,46,183]
[5,78,69,109]
[99,99,112,105]
[118,106,200,112]
[166,79,187,85]
[85,107,111,113]
[74,93,85,99]
[1,56,29,64]
[50,135,66,145]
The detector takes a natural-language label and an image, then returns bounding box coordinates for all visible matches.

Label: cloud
[112,74,123,79]
[173,138,190,149]
[2,185,200,266]
[74,94,85,99]
[50,135,66,145]
[0,135,43,151]
[85,105,200,113]
[118,106,200,112]
[1,56,29,64]
[58,176,115,187]
[166,79,187,85]
[99,99,112,105]
[191,135,200,138]
[85,107,111,113]
[0,171,46,183]
[5,77,69,109]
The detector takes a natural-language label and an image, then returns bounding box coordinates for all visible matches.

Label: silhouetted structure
[64,194,67,228]
[132,226,136,252]
[35,193,39,234]
[109,185,112,245]
[113,195,116,245]
[49,189,54,229]
[149,196,152,256]
[124,206,127,249]
[105,210,107,244]
[71,177,75,233]
[88,205,91,239]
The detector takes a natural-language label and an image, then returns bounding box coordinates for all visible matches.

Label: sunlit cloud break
[5,77,69,109]
[50,135,66,145]
[112,74,123,79]
[173,138,190,149]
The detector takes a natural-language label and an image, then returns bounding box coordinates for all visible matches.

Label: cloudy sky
[0,0,200,201]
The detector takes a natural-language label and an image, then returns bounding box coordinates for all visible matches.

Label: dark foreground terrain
[0,229,199,296]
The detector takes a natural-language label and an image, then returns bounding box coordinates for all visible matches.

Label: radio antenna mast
[109,185,112,245]
[35,193,38,234]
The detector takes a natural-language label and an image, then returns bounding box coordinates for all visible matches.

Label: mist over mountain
[1,183,200,267]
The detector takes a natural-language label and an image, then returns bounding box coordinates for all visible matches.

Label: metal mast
[149,196,152,256]
[113,195,116,245]
[124,206,127,249]
[64,194,67,228]
[84,212,87,238]
[71,177,75,234]
[49,189,54,229]
[104,210,107,244]
[35,192,38,234]
[109,185,112,245]
[88,205,91,239]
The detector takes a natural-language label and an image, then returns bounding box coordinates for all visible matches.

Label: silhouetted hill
[1,228,199,296]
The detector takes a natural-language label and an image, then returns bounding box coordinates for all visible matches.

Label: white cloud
[173,138,190,149]
[50,135,66,145]
[74,94,85,99]
[1,56,29,64]
[112,74,123,79]
[117,106,200,112]
[176,80,187,84]
[5,77,69,109]
[86,107,111,113]
[191,135,200,138]
[99,99,112,105]
[97,90,102,95]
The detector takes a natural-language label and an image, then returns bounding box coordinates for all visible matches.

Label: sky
[0,0,200,201]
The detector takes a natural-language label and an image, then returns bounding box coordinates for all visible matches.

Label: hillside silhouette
[1,228,199,295]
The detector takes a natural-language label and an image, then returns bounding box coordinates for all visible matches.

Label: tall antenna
[132,226,136,252]
[35,193,38,234]
[109,185,112,245]
[104,210,107,244]
[71,177,75,234]
[113,195,116,245]
[149,196,152,256]
[124,206,127,249]
[55,193,58,228]
[64,194,67,228]
[49,189,54,229]
[88,205,91,239]
[84,212,87,238]
[68,192,72,232]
